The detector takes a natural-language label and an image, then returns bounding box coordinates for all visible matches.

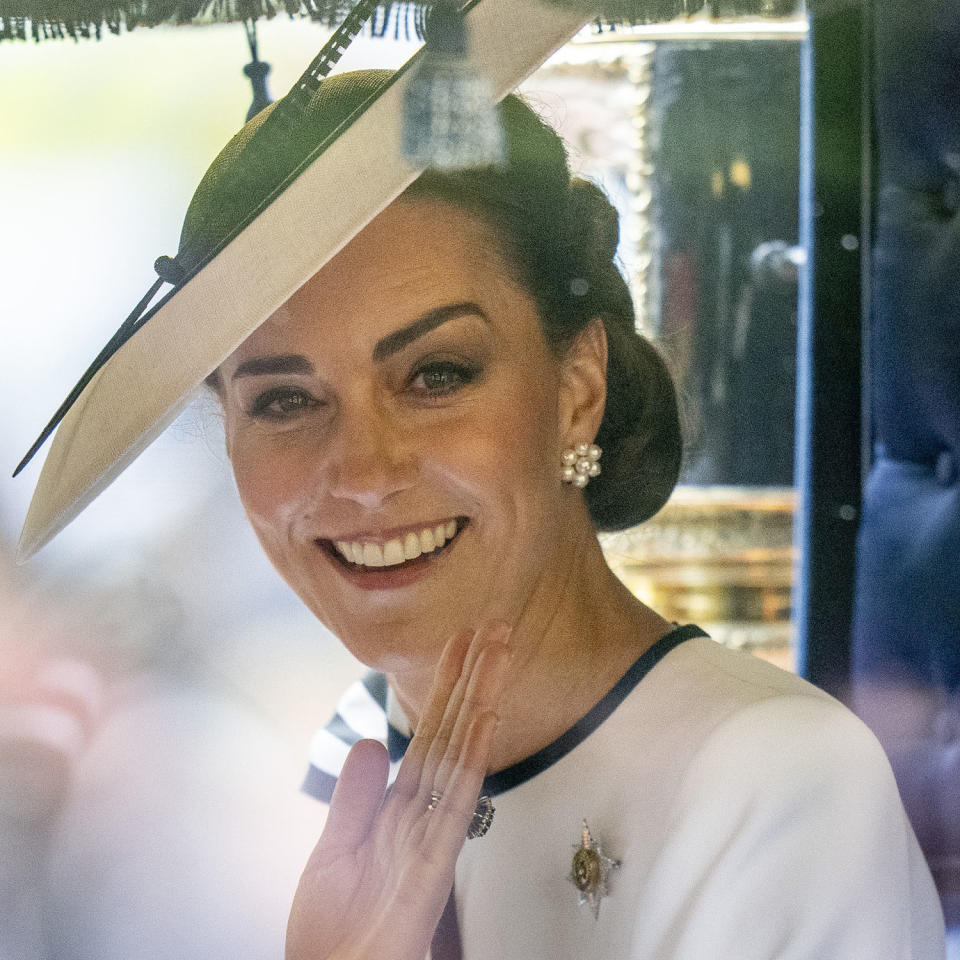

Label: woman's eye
[248,387,318,420]
[410,361,476,396]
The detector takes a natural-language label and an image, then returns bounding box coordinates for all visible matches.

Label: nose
[322,399,416,510]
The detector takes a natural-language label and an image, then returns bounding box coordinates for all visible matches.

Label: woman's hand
[286,622,512,960]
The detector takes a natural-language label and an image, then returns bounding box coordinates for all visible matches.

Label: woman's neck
[388,527,671,774]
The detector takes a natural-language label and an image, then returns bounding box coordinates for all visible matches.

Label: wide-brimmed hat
[16,0,595,560]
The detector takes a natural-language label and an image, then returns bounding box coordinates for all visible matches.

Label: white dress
[304,625,946,960]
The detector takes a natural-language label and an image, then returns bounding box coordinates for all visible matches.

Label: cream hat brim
[18,0,595,560]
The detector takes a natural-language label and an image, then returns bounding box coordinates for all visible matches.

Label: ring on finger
[427,790,443,812]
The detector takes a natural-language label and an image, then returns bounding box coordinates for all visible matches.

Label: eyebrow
[230,301,488,381]
[232,354,315,380]
[371,301,487,362]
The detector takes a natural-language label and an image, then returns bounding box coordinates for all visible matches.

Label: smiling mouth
[319,518,468,572]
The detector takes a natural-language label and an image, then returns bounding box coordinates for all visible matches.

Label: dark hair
[187,72,680,529]
[407,96,681,530]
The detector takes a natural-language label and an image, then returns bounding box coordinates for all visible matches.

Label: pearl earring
[561,443,602,488]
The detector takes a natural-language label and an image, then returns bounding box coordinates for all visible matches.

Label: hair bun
[567,178,620,267]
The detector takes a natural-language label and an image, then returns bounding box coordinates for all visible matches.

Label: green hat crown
[176,69,394,275]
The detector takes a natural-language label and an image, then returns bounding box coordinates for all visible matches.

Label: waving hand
[286,622,512,960]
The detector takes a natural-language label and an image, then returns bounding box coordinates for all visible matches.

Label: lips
[321,518,466,571]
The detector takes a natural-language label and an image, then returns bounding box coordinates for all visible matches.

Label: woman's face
[219,198,592,672]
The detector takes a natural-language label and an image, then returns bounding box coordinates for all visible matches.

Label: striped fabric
[302,670,410,803]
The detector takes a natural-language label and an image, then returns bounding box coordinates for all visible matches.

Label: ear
[557,317,607,449]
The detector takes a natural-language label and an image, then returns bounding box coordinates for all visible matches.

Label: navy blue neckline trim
[479,622,705,795]
[302,624,706,802]
[384,623,706,797]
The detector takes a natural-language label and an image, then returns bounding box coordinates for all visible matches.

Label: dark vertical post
[794,1,870,694]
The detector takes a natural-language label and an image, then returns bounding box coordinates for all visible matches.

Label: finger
[390,624,508,852]
[363,711,500,960]
[313,738,389,859]
[408,627,474,756]
[421,709,500,860]
[420,621,510,793]
[430,640,510,799]
[391,628,472,802]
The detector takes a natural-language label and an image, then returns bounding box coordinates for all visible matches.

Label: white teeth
[403,532,422,561]
[362,542,385,567]
[383,539,404,566]
[333,520,461,568]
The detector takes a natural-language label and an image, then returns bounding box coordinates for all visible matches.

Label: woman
[153,66,943,959]
[18,55,943,957]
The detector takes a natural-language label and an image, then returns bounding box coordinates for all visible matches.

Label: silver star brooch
[569,819,621,919]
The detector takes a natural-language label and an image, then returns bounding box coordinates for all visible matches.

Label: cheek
[446,373,560,520]
[229,436,311,544]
